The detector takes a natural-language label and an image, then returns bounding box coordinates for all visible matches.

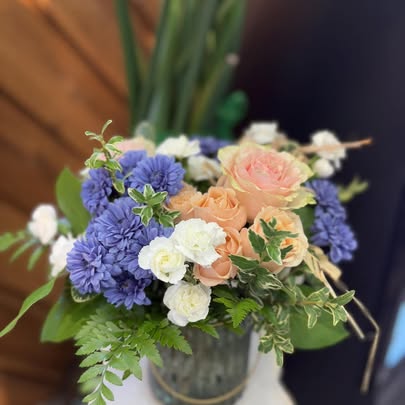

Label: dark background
[235,1,405,404]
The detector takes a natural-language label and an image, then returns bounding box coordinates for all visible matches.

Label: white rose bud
[156,135,200,158]
[171,219,226,267]
[28,204,58,245]
[138,237,187,284]
[164,281,211,326]
[311,130,346,169]
[49,234,76,278]
[313,158,335,178]
[244,122,284,144]
[188,155,222,182]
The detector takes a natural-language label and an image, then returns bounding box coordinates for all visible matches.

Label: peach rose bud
[189,187,247,231]
[194,227,242,287]
[166,183,201,222]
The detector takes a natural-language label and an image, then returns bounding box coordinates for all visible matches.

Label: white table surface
[107,333,296,405]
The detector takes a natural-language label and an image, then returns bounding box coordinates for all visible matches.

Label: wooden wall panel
[0,0,159,402]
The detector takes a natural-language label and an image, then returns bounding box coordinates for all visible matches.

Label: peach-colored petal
[166,183,201,222]
[194,227,241,286]
[189,187,247,231]
[218,143,313,221]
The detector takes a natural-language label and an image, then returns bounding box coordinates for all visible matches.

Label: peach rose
[166,183,201,222]
[218,143,314,221]
[189,187,247,231]
[194,227,242,286]
[241,206,308,273]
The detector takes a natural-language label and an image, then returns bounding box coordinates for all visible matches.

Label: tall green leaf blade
[173,0,218,132]
[56,168,90,234]
[115,0,141,130]
[0,278,56,337]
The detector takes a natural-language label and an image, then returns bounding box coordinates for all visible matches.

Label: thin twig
[331,278,380,394]
[300,138,372,154]
[322,274,366,340]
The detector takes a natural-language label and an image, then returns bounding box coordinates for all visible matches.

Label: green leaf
[265,243,282,265]
[303,305,321,328]
[190,322,219,339]
[140,341,162,367]
[121,352,143,380]
[113,179,125,194]
[248,230,266,255]
[330,290,355,306]
[0,231,25,252]
[105,370,123,387]
[80,352,106,368]
[101,383,114,401]
[228,298,261,328]
[0,278,56,337]
[56,168,90,234]
[78,365,104,383]
[289,309,349,350]
[157,325,192,354]
[141,206,153,226]
[229,255,260,271]
[41,294,102,343]
[10,239,36,262]
[294,206,315,236]
[101,119,113,135]
[28,246,45,271]
[71,286,97,303]
[108,135,124,144]
[128,188,146,203]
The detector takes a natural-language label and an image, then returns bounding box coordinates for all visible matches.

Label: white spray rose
[313,158,335,178]
[187,155,222,181]
[49,234,76,278]
[28,204,58,245]
[244,122,284,144]
[138,237,187,284]
[164,281,211,326]
[311,130,346,169]
[171,219,226,267]
[156,135,200,158]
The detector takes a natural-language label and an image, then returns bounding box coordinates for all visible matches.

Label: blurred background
[0,0,404,404]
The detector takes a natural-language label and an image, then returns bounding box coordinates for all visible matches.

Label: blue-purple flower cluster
[70,151,184,309]
[67,197,173,309]
[81,152,184,217]
[307,180,357,264]
[191,135,230,157]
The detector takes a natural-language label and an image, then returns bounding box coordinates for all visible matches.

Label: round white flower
[171,219,226,267]
[49,234,76,278]
[188,155,222,181]
[313,158,335,178]
[163,281,211,326]
[156,135,200,158]
[244,122,284,144]
[311,130,346,169]
[138,237,187,284]
[28,204,58,245]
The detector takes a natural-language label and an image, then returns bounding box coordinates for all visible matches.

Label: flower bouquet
[0,120,373,404]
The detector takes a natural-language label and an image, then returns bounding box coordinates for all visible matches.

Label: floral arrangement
[0,120,371,404]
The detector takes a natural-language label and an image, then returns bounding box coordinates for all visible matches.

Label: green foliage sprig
[75,306,191,404]
[128,185,180,227]
[85,120,125,194]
